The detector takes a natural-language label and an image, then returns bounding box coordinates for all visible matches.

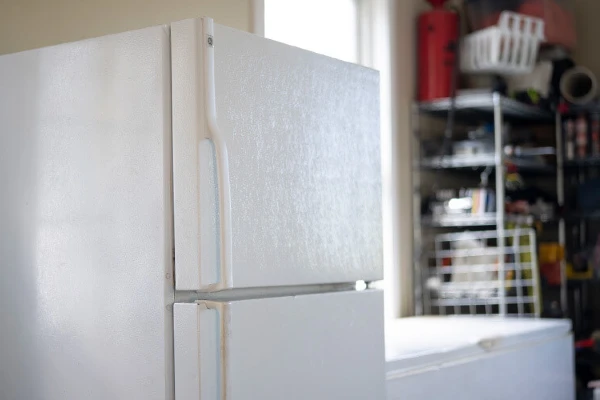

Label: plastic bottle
[576,114,588,159]
[565,119,575,160]
[592,113,600,157]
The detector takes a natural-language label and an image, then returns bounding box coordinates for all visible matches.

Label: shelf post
[556,111,567,315]
[493,92,507,316]
[412,102,424,315]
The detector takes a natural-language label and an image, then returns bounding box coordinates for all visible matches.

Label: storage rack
[557,105,600,335]
[413,92,560,318]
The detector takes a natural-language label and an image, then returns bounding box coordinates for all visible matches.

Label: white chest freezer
[386,317,575,400]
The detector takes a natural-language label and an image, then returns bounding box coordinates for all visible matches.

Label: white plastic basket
[461,11,545,75]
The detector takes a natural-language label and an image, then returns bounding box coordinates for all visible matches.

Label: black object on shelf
[560,101,600,118]
[578,179,600,214]
[565,158,600,167]
[567,211,600,222]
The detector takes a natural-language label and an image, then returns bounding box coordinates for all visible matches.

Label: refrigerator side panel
[0,26,173,400]
[173,291,385,400]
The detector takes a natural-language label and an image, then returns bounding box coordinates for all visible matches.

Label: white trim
[356,0,407,318]
[357,0,375,68]
[363,0,405,318]
[388,0,417,317]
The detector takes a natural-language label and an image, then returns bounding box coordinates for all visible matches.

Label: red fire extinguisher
[418,0,459,102]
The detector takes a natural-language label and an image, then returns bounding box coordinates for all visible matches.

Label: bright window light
[264,0,359,64]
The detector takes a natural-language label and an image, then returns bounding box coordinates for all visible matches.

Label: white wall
[388,0,423,317]
[0,0,256,55]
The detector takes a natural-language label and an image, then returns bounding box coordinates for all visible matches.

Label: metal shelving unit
[413,92,558,318]
[555,112,568,316]
[422,154,556,173]
[422,213,553,228]
[556,110,600,335]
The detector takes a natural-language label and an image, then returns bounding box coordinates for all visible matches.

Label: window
[264,0,360,64]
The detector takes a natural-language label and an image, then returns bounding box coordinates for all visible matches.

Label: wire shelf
[422,213,498,227]
[431,296,536,307]
[418,92,554,122]
[421,155,555,172]
[422,228,541,318]
[422,213,546,228]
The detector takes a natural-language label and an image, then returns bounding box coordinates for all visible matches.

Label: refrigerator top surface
[385,316,572,373]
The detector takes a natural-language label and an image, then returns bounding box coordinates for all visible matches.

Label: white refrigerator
[0,17,384,400]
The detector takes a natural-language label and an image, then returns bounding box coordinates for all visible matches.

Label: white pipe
[560,66,598,105]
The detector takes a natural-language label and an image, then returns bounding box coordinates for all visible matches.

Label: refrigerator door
[174,290,385,400]
[172,18,382,291]
[0,26,173,400]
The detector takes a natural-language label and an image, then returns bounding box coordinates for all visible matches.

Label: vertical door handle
[202,17,233,289]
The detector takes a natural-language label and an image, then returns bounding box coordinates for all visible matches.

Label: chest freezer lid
[385,316,572,375]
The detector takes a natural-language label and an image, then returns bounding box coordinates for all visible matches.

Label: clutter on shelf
[423,183,555,226]
[421,120,555,170]
[461,11,545,75]
[425,187,497,226]
[577,179,600,214]
[565,234,600,281]
[501,53,597,110]
[563,114,600,161]
[465,0,577,50]
[539,242,564,286]
[505,165,556,220]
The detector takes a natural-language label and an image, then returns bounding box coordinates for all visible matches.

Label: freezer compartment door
[173,290,385,400]
[171,18,382,291]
